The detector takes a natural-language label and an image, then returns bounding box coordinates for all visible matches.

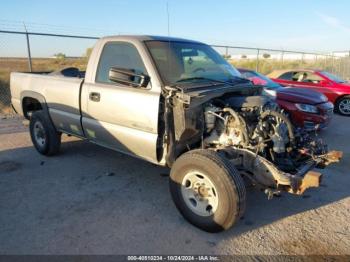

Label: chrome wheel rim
[33,121,46,148]
[339,99,350,115]
[181,171,219,217]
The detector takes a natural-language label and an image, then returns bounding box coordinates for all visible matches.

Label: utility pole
[23,23,32,72]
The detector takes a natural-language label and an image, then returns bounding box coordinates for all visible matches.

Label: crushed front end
[203,98,343,197]
[164,83,342,197]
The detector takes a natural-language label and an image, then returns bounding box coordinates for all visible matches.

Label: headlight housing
[295,103,318,113]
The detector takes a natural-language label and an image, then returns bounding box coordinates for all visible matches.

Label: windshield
[240,70,282,89]
[321,71,346,83]
[145,40,243,86]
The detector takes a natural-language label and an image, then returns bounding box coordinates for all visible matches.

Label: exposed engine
[164,84,342,195]
[202,96,330,173]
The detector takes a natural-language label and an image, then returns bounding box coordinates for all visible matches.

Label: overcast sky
[1,0,349,57]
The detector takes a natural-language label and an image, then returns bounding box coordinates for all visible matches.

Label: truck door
[81,41,161,164]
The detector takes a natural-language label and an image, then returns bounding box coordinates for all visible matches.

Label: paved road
[0,114,349,255]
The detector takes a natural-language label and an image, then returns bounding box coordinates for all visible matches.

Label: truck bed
[10,70,85,136]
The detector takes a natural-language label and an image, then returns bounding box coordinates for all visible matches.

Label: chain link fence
[1,29,350,115]
[211,45,350,80]
[0,30,97,115]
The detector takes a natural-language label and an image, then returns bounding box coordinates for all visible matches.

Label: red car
[267,69,350,116]
[238,68,333,130]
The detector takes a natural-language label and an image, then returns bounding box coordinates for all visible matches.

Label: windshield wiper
[176,77,227,84]
[173,76,251,89]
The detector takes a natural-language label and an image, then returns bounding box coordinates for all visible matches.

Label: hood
[276,87,327,104]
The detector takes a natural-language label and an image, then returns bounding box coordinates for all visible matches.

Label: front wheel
[335,95,350,116]
[169,149,246,233]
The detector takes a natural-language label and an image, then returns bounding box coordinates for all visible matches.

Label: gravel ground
[0,114,349,255]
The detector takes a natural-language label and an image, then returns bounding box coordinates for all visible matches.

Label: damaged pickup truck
[10,36,342,232]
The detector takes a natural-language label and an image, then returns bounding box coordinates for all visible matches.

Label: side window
[278,71,294,80]
[303,73,323,84]
[292,72,304,81]
[292,72,323,83]
[96,42,147,84]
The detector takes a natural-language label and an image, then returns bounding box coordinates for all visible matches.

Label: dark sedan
[238,68,333,130]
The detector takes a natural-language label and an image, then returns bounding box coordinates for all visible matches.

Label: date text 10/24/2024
[127,255,220,261]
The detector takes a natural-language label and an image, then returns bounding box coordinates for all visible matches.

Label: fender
[20,91,49,117]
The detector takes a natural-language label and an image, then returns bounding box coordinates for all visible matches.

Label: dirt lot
[0,114,349,255]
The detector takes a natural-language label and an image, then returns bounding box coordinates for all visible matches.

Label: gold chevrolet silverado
[10,35,342,232]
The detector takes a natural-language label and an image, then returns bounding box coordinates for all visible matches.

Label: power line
[0,19,117,36]
[0,29,100,40]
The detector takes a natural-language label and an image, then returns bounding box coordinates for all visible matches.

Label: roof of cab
[100,35,205,44]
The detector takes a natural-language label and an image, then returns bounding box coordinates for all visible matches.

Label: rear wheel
[169,149,246,232]
[335,96,350,116]
[29,110,61,156]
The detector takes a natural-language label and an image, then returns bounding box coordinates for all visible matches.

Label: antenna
[166,1,170,37]
[166,1,171,81]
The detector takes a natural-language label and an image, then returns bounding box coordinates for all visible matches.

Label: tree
[85,48,93,58]
[54,53,66,59]
[263,53,271,59]
[241,55,247,59]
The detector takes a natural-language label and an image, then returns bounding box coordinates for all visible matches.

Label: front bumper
[223,149,343,195]
[302,102,334,131]
[286,101,334,131]
[290,150,343,194]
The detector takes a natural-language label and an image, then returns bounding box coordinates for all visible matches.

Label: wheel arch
[334,94,350,113]
[20,91,48,119]
[335,94,350,104]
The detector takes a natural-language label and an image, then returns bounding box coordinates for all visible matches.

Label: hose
[223,107,249,146]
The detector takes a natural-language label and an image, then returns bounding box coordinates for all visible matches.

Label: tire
[335,95,350,116]
[169,149,246,233]
[29,110,61,156]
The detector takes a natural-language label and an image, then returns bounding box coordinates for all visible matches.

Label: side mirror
[108,67,150,88]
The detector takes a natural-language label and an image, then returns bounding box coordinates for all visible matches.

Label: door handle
[89,92,100,102]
